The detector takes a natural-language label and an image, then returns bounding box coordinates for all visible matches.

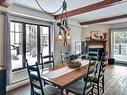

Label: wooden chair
[40,53,55,69]
[65,59,98,95]
[92,54,107,95]
[40,53,56,86]
[60,50,70,64]
[26,60,61,95]
[88,49,99,61]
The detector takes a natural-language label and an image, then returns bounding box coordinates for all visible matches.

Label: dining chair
[26,60,61,95]
[88,49,99,61]
[60,50,70,64]
[65,59,98,95]
[92,54,107,95]
[40,53,57,86]
[40,52,55,69]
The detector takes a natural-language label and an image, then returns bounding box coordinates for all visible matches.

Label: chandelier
[57,0,70,46]
[35,0,70,46]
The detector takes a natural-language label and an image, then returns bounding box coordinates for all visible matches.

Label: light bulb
[58,34,62,39]
[58,31,62,39]
[67,32,70,39]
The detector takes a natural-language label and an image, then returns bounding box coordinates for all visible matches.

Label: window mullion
[49,26,51,55]
[37,25,40,64]
[22,23,26,68]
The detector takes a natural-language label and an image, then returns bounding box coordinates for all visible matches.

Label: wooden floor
[7,65,127,95]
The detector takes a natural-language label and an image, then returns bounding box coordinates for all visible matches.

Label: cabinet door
[0,69,6,95]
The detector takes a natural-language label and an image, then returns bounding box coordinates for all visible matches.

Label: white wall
[109,22,127,29]
[81,24,109,41]
[70,25,82,54]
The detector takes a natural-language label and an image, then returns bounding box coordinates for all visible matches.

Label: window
[10,21,51,70]
[11,22,23,70]
[40,26,50,56]
[111,29,127,62]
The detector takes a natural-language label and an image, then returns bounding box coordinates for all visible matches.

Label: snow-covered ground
[12,47,49,70]
[114,54,127,62]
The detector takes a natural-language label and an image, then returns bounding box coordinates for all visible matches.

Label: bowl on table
[67,60,81,69]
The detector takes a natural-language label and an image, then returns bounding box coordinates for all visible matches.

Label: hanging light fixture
[57,0,70,46]
[35,0,70,46]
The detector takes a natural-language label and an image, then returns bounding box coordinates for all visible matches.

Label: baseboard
[114,61,127,66]
[7,79,30,91]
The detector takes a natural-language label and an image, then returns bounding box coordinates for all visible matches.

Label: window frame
[11,20,51,71]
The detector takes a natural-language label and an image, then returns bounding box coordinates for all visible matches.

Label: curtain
[50,23,56,55]
[109,30,112,58]
[4,12,12,85]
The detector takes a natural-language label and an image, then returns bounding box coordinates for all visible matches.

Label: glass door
[112,30,127,62]
[26,24,37,65]
[40,26,50,56]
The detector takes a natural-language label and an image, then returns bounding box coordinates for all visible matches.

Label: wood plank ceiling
[6,0,127,25]
[54,0,127,25]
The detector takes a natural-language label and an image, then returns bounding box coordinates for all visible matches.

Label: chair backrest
[40,53,55,69]
[97,54,107,81]
[60,50,70,64]
[83,59,98,94]
[88,49,99,61]
[26,60,44,95]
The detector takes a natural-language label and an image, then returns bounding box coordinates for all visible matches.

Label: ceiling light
[36,0,71,46]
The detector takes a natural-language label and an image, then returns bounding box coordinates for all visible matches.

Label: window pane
[10,22,14,31]
[15,33,20,43]
[113,31,127,62]
[40,26,49,56]
[15,23,20,32]
[26,24,37,65]
[11,32,14,44]
[10,22,23,70]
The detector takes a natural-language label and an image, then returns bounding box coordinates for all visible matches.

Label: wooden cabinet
[0,66,6,95]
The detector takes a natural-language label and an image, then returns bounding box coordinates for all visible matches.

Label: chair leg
[44,80,46,86]
[31,90,34,95]
[102,77,104,93]
[91,88,93,95]
[97,82,99,95]
[65,90,69,95]
[30,87,34,95]
[92,84,94,95]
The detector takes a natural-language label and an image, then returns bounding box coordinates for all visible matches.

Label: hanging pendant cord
[35,0,63,15]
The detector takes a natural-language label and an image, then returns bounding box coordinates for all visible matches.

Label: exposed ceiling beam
[54,0,122,20]
[80,14,127,25]
[0,0,5,5]
[0,0,14,7]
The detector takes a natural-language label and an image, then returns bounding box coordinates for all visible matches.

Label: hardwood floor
[7,65,127,95]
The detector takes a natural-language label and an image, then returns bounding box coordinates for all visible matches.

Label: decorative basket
[67,60,81,69]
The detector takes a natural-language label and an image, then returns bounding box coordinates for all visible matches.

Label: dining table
[41,59,90,95]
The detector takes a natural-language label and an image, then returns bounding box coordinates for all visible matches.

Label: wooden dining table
[41,59,90,95]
